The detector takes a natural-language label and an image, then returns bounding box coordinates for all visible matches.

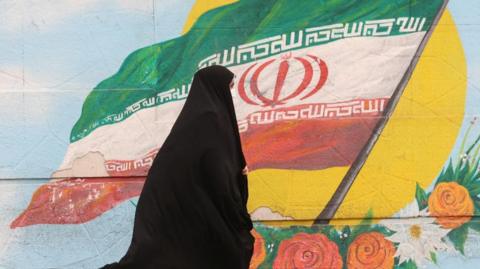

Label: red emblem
[238,53,328,107]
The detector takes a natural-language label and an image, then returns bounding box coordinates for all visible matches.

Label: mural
[0,0,479,268]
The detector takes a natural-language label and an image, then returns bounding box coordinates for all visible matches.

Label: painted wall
[0,0,479,268]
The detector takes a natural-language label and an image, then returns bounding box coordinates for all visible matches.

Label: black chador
[101,65,254,269]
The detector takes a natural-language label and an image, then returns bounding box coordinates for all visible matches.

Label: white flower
[460,153,471,163]
[380,200,454,267]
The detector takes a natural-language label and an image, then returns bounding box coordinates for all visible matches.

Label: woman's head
[196,65,234,96]
[166,64,246,166]
[193,65,237,119]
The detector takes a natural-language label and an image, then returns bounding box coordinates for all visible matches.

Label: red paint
[271,59,290,106]
[301,55,328,100]
[12,97,387,228]
[241,116,381,171]
[105,148,158,177]
[279,57,313,103]
[238,55,328,107]
[251,59,277,106]
[238,63,259,105]
[10,177,145,228]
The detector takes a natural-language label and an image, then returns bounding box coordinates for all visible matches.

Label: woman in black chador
[101,65,254,269]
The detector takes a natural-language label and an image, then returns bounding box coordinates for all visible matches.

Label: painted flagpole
[314,0,450,224]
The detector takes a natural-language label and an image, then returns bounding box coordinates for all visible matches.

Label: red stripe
[106,99,388,175]
[242,116,381,170]
[10,177,145,228]
[12,99,387,227]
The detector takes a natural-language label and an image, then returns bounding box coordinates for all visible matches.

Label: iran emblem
[238,53,328,107]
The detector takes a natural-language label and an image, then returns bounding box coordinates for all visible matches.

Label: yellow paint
[182,0,238,33]
[333,10,466,221]
[185,2,467,224]
[248,167,349,221]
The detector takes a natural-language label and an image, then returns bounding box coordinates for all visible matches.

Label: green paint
[71,0,443,143]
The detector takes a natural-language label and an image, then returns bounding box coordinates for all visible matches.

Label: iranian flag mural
[11,0,447,228]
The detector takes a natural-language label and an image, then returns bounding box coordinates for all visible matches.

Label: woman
[101,65,254,269]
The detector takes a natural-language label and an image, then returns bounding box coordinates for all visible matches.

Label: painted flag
[12,0,446,227]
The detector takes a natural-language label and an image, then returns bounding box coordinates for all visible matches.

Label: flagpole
[314,0,450,225]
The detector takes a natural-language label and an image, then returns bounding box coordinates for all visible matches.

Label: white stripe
[230,32,424,118]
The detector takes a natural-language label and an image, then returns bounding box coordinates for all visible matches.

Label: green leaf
[470,144,480,169]
[464,161,479,184]
[364,208,374,219]
[475,200,480,211]
[468,219,480,232]
[447,160,456,178]
[454,160,468,183]
[448,224,469,255]
[430,251,437,264]
[469,182,480,196]
[326,226,342,243]
[351,209,374,237]
[439,160,455,182]
[457,162,471,185]
[375,225,395,236]
[415,183,428,210]
[465,134,480,156]
[342,225,351,238]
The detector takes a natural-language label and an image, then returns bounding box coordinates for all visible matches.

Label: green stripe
[71,0,444,143]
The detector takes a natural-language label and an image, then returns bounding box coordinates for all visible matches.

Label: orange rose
[273,232,342,269]
[428,182,474,229]
[249,229,266,269]
[347,232,394,269]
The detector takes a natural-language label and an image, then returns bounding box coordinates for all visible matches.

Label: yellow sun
[184,2,467,225]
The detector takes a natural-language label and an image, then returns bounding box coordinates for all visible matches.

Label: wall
[1,0,479,268]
